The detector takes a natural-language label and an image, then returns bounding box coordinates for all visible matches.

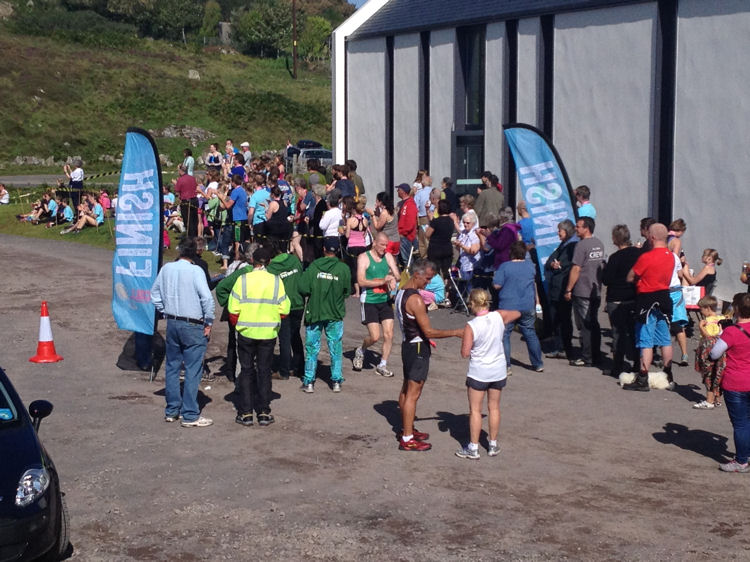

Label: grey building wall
[484,22,507,185]
[516,18,542,128]
[552,2,657,254]
[347,37,388,194]
[673,0,750,301]
[429,28,456,183]
[393,34,422,186]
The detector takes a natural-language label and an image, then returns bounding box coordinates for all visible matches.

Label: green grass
[0,192,224,272]
[0,33,332,166]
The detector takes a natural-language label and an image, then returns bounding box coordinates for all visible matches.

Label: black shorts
[361,301,394,325]
[231,220,250,245]
[466,377,507,391]
[402,341,431,382]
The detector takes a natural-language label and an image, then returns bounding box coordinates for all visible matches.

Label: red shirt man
[624,223,675,391]
[631,247,673,294]
[174,167,198,201]
[396,183,417,241]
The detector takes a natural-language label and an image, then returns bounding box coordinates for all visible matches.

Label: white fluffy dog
[618,371,671,390]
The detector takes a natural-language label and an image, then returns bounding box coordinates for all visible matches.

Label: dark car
[284,140,326,171]
[0,367,68,561]
[295,139,322,150]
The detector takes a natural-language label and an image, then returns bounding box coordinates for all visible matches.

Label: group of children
[15,188,110,234]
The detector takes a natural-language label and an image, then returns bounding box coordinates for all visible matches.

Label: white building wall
[347,37,387,194]
[484,22,507,184]
[553,3,657,253]
[429,28,456,182]
[674,0,750,301]
[332,0,390,163]
[393,34,422,186]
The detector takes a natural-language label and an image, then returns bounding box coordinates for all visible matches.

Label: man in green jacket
[267,246,304,380]
[298,238,351,393]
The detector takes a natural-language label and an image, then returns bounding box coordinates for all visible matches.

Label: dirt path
[2,233,749,560]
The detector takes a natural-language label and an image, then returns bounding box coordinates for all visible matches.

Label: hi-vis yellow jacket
[227,267,290,339]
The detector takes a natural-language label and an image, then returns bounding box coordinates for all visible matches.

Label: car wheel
[41,493,69,561]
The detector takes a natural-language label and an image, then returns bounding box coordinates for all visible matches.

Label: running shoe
[257,413,275,426]
[353,347,364,370]
[399,439,432,452]
[332,382,342,393]
[397,428,430,442]
[487,443,500,457]
[301,383,314,393]
[235,413,254,426]
[181,416,213,428]
[455,444,480,460]
[719,459,750,473]
[375,364,394,377]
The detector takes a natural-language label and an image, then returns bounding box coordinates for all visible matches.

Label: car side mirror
[29,400,53,431]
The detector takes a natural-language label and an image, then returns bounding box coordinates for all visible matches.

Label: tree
[200,0,222,42]
[231,0,292,58]
[298,15,331,61]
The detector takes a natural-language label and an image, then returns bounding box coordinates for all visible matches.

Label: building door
[452,132,484,196]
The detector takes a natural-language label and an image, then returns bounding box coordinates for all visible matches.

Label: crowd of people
[140,146,750,467]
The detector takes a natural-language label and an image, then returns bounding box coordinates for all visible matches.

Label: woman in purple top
[482,207,520,269]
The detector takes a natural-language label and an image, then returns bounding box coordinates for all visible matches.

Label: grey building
[332,0,750,300]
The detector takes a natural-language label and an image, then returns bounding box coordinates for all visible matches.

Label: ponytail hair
[703,248,722,266]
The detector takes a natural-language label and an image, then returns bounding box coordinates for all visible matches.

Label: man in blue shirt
[218,174,249,263]
[413,174,433,257]
[330,164,355,198]
[249,176,271,237]
[575,185,597,219]
[151,237,215,427]
[493,240,544,374]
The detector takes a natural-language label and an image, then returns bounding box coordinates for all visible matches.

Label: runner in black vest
[395,259,463,452]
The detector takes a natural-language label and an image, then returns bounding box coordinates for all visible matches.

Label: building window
[458,25,486,130]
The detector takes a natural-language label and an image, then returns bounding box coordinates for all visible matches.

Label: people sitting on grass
[61,192,104,234]
[17,191,57,224]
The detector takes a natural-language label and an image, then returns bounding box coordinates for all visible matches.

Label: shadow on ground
[652,422,731,463]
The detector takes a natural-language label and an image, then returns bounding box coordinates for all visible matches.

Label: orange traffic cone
[29,301,63,363]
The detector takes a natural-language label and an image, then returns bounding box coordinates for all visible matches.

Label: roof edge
[348,0,646,40]
[332,0,391,164]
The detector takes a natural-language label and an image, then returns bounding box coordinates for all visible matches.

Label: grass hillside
[0,32,332,171]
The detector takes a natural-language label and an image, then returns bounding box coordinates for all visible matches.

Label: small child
[693,295,726,409]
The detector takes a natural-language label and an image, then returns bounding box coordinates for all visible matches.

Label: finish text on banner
[503,124,577,286]
[111,129,163,334]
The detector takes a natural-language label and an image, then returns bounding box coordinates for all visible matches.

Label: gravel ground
[2,233,749,561]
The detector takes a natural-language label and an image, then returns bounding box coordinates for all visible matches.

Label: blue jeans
[503,309,543,370]
[304,320,343,384]
[218,224,233,260]
[724,390,750,464]
[164,320,207,422]
[399,236,417,268]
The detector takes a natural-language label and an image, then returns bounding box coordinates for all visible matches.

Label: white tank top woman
[467,311,507,383]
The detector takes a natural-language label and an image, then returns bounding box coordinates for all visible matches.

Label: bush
[6,7,138,49]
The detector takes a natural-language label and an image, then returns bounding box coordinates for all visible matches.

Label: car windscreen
[0,381,18,422]
[302,150,332,159]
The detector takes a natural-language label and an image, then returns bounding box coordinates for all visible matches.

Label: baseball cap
[240,142,250,147]
[396,183,410,193]
[323,238,340,253]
